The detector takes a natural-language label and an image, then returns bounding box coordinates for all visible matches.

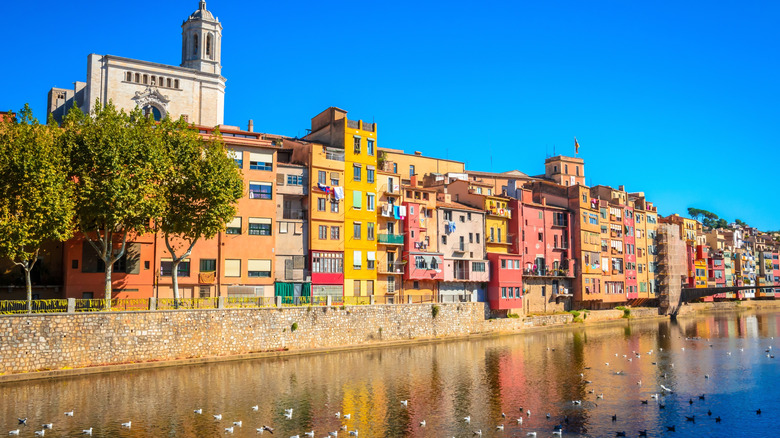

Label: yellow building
[445,180,511,254]
[378,148,464,184]
[306,107,378,297]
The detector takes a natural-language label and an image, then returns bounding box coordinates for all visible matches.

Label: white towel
[334,187,344,200]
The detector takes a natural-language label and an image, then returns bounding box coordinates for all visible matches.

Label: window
[248,259,272,277]
[160,260,191,277]
[126,72,132,81]
[318,170,326,185]
[353,222,362,239]
[250,160,272,171]
[353,250,362,270]
[367,252,375,270]
[367,222,375,240]
[352,191,362,209]
[467,213,472,220]
[319,225,328,240]
[353,137,361,154]
[442,235,448,245]
[331,201,339,213]
[353,165,361,181]
[248,218,272,236]
[318,198,326,211]
[472,262,486,272]
[143,74,148,84]
[287,175,303,185]
[225,217,242,234]
[249,182,272,200]
[565,164,569,173]
[206,34,213,57]
[413,281,419,289]
[409,165,415,177]
[224,259,241,277]
[538,232,543,241]
[502,259,507,269]
[199,259,217,272]
[490,228,495,242]
[476,233,480,243]
[498,228,502,243]
[174,79,179,89]
[502,287,507,298]
[367,168,375,183]
[367,139,374,155]
[331,226,340,240]
[229,150,243,168]
[312,252,343,274]
[167,78,172,88]
[354,280,362,295]
[459,215,465,223]
[367,193,375,211]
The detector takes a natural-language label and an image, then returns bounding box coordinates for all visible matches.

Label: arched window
[134,73,140,83]
[193,34,199,56]
[126,72,132,81]
[206,34,212,57]
[142,105,163,121]
[166,78,172,88]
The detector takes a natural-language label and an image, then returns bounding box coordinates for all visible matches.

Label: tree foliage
[687,207,731,230]
[157,120,243,299]
[0,105,74,312]
[62,102,168,309]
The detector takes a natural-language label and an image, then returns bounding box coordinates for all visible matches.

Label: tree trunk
[172,259,180,304]
[104,261,113,311]
[25,263,32,314]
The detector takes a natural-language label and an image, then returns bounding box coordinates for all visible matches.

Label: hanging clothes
[393,206,401,220]
[334,186,344,200]
[399,206,407,218]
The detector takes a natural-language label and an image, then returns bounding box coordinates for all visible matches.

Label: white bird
[42,424,53,430]
[252,405,259,411]
[496,424,504,431]
[705,374,710,379]
[502,412,506,418]
[305,431,315,437]
[553,430,563,436]
[400,400,408,407]
[660,384,673,393]
[516,418,523,424]
[328,432,338,437]
[464,416,471,423]
[660,348,663,351]
[340,426,347,431]
[727,352,732,356]
[8,431,20,436]
[284,411,293,420]
[64,411,74,417]
[121,421,131,428]
[597,393,604,399]
[637,380,642,386]
[291,435,299,438]
[214,414,223,420]
[682,347,685,351]
[82,429,92,435]
[473,430,482,436]
[628,358,633,362]
[420,420,426,427]
[225,426,234,434]
[605,362,610,366]
[335,412,341,418]
[343,414,351,420]
[34,432,45,437]
[258,426,274,434]
[527,433,537,437]
[527,409,531,416]
[194,409,203,415]
[651,394,659,399]
[349,431,358,436]
[233,421,242,427]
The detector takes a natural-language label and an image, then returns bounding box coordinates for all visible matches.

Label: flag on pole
[575,137,580,154]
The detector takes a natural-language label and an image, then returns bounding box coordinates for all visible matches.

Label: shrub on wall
[431,305,440,318]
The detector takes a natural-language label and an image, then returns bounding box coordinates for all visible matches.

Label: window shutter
[126,243,141,275]
[285,259,293,280]
[276,173,285,185]
[225,259,241,277]
[293,255,305,269]
[249,152,274,163]
[248,259,272,271]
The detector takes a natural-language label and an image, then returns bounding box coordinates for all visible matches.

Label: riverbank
[0,301,773,383]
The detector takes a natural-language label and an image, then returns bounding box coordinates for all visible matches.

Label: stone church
[47,1,225,126]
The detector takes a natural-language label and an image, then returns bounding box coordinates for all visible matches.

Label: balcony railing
[453,243,470,253]
[523,268,571,277]
[347,119,360,129]
[379,184,400,195]
[324,150,345,161]
[379,262,406,274]
[378,233,404,245]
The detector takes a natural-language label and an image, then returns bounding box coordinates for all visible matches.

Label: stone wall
[0,303,661,376]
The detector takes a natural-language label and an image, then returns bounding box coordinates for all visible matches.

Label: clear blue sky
[5,1,779,229]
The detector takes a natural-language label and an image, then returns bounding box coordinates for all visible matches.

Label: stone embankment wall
[0,303,658,375]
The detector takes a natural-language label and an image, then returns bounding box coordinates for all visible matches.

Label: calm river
[2,310,779,437]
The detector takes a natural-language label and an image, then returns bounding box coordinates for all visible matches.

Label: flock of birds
[5,337,775,437]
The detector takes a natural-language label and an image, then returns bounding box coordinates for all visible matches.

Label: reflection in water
[1,311,779,437]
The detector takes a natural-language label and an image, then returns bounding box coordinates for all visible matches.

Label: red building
[486,252,524,311]
[402,192,444,292]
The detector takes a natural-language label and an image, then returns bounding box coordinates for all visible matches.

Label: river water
[1,310,779,437]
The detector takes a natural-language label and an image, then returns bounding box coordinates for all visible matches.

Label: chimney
[414,151,422,156]
[618,185,625,191]
[410,174,418,186]
[248,119,254,132]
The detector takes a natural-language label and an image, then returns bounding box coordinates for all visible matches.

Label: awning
[367,251,376,261]
[249,151,273,163]
[353,250,362,266]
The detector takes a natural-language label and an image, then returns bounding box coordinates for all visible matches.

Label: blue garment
[393,206,401,219]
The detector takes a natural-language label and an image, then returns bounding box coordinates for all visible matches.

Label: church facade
[47,1,225,126]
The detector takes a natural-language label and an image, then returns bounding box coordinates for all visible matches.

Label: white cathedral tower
[48,1,226,126]
[181,1,223,75]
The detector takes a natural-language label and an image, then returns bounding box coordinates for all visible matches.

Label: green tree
[157,120,243,300]
[62,102,167,310]
[0,105,74,312]
[735,218,747,227]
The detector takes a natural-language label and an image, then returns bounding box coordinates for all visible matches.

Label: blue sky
[5,1,779,229]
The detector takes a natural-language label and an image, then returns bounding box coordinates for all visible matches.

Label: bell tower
[181,1,222,75]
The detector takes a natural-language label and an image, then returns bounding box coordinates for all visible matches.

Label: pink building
[624,206,638,299]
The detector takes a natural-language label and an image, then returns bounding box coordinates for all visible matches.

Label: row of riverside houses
[3,1,778,313]
[3,105,779,311]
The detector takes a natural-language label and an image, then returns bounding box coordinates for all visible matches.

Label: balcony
[487,207,511,219]
[379,184,400,195]
[324,148,345,162]
[453,243,470,253]
[447,259,490,282]
[523,268,572,278]
[553,244,569,251]
[282,209,307,220]
[378,233,404,245]
[379,261,405,274]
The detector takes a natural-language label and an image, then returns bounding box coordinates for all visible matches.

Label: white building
[48,1,225,126]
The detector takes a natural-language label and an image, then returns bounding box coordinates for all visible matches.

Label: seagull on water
[597,393,604,399]
[526,433,537,437]
[516,418,523,424]
[496,424,504,431]
[327,431,338,437]
[34,431,44,437]
[225,426,234,434]
[305,431,315,437]
[257,425,274,434]
[41,424,53,430]
[419,420,426,427]
[8,431,19,436]
[335,412,341,418]
[82,428,92,435]
[194,409,203,415]
[214,414,223,420]
[464,416,471,424]
[64,411,74,417]
[552,430,562,437]
[473,430,482,436]
[400,400,408,407]
[527,410,531,416]
[343,414,351,420]
[349,430,358,437]
[284,409,293,420]
[660,384,673,393]
[252,405,259,411]
[121,421,131,428]
[233,421,242,427]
